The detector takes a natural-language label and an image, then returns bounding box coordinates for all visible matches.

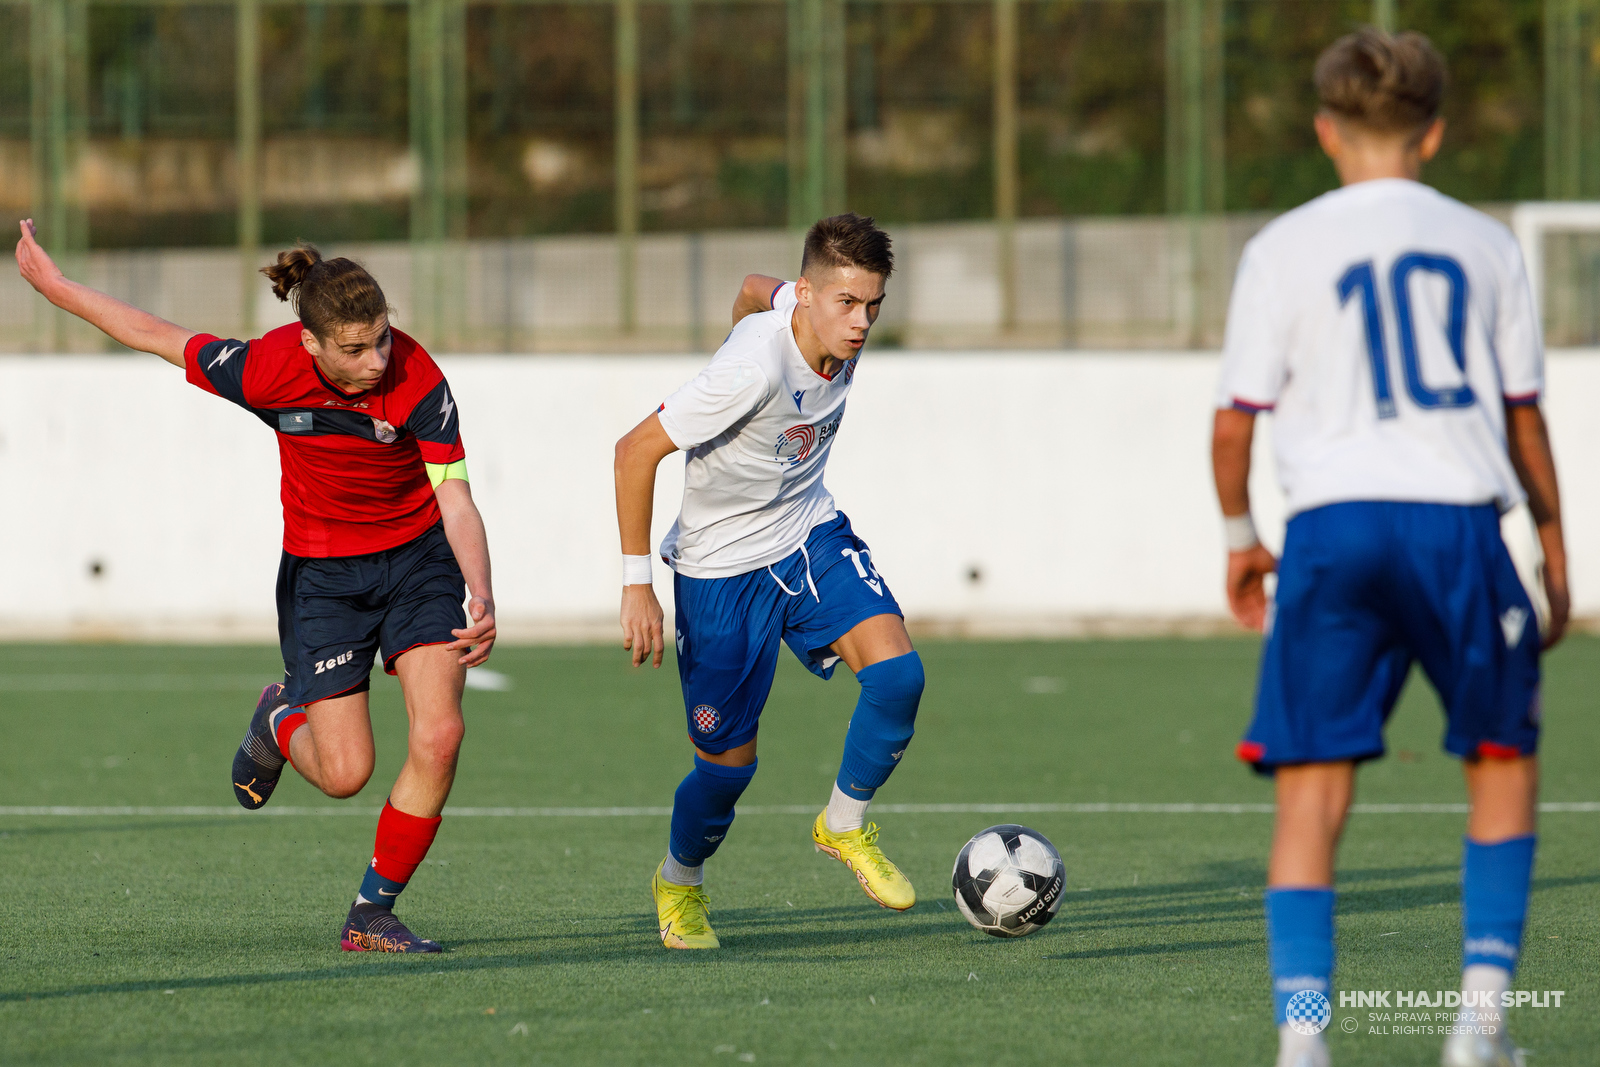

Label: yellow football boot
[651,859,720,949]
[811,811,916,910]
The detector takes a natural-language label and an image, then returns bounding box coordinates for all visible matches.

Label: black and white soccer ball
[951,824,1065,938]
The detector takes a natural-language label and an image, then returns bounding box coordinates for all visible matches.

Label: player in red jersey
[16,221,495,953]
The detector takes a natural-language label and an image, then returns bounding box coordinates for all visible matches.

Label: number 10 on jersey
[1338,252,1475,419]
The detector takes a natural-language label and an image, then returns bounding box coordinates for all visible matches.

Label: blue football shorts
[1240,501,1541,772]
[276,522,468,709]
[672,512,904,753]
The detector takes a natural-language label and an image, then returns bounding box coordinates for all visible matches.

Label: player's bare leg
[280,645,467,953]
[1262,761,1353,1067]
[1442,756,1538,1067]
[388,645,468,816]
[288,692,377,799]
[1267,761,1354,887]
[812,612,921,910]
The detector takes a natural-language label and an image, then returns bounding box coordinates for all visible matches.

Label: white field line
[1,802,1597,818]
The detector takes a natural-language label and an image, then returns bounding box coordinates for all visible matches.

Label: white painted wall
[1,351,1595,640]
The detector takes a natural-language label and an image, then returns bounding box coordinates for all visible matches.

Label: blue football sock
[358,865,408,908]
[1265,887,1335,1027]
[1462,835,1535,974]
[668,756,758,866]
[836,651,924,801]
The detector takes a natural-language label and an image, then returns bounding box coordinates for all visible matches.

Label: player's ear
[795,275,810,307]
[301,326,322,357]
[1312,112,1342,161]
[1417,117,1446,162]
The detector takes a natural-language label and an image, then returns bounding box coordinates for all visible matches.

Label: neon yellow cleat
[651,859,720,949]
[811,811,917,911]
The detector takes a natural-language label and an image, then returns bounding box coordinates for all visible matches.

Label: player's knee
[319,759,373,799]
[410,715,465,769]
[859,650,924,721]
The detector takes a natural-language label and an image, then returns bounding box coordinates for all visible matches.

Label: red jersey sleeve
[185,333,254,409]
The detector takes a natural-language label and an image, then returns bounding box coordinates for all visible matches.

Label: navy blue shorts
[1240,501,1541,773]
[672,513,903,753]
[276,522,467,709]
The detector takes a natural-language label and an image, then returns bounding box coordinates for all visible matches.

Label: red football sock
[372,800,443,884]
[274,710,308,768]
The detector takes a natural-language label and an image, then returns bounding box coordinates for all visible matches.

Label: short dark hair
[261,243,392,341]
[801,213,894,280]
[1314,27,1446,135]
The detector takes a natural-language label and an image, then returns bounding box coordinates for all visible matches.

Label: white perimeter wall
[2,351,1597,640]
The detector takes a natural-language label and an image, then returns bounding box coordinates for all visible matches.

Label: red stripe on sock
[275,711,308,769]
[372,799,443,883]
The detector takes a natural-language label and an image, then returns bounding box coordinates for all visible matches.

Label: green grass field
[1,638,1595,1066]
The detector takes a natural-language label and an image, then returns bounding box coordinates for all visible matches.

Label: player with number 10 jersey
[1212,28,1569,1067]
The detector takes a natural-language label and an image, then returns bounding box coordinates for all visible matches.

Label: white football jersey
[1217,178,1542,517]
[658,283,859,578]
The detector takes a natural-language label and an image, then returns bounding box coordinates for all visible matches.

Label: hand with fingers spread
[621,583,666,668]
[449,595,496,667]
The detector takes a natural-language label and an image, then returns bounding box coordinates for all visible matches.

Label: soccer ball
[951,824,1065,938]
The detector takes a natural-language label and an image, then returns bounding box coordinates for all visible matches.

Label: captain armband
[426,460,470,489]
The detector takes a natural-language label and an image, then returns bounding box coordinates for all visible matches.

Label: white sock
[1274,1025,1328,1067]
[661,855,703,887]
[1458,964,1511,1034]
[825,783,870,834]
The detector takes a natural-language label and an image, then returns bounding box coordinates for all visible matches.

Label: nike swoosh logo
[377,888,398,897]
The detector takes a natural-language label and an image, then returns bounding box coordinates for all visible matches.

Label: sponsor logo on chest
[774,409,843,465]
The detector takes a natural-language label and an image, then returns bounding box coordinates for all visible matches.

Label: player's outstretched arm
[435,478,497,667]
[1505,402,1570,648]
[731,273,785,327]
[15,220,192,366]
[1212,408,1278,631]
[614,413,678,668]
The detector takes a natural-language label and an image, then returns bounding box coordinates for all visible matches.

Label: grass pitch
[1,638,1595,1066]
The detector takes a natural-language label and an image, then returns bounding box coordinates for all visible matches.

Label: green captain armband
[426,459,470,489]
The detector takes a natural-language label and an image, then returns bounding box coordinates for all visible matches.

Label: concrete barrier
[1,350,1595,641]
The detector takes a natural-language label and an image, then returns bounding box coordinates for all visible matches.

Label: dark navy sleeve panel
[185,333,253,409]
[407,377,466,464]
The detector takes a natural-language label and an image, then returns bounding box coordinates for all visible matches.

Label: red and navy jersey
[184,324,466,558]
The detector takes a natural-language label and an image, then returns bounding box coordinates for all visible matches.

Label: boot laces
[857,823,897,879]
[671,885,712,934]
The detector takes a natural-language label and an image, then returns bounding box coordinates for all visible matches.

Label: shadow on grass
[1039,937,1256,961]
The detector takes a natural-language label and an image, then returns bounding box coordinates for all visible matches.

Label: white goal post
[1510,201,1600,325]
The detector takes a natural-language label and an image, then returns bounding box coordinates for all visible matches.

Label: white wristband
[623,554,653,586]
[1223,514,1260,553]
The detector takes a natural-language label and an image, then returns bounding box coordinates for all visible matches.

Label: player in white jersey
[1211,30,1568,1067]
[614,214,925,949]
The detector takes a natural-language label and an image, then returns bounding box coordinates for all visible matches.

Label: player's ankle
[661,855,703,886]
[825,782,870,833]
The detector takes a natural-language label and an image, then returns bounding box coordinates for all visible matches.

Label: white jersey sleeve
[657,358,774,451]
[1216,241,1290,412]
[772,280,798,315]
[1493,242,1543,404]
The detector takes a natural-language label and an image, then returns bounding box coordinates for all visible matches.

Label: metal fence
[9,0,1600,351]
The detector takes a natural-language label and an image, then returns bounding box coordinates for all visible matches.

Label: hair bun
[261,243,325,303]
